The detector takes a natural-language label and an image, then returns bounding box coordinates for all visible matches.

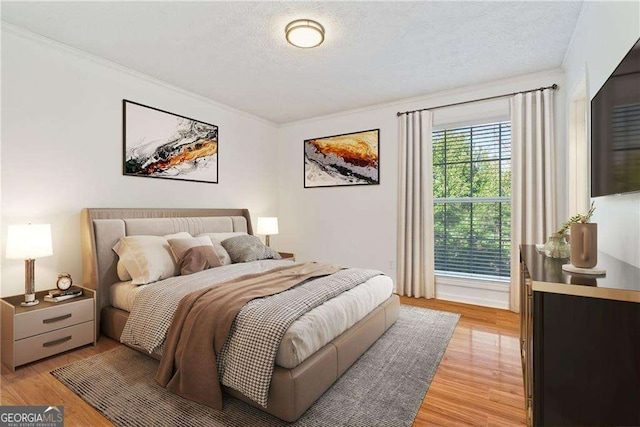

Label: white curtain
[510,89,556,312]
[397,111,435,298]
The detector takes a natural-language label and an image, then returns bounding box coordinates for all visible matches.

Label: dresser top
[520,245,640,303]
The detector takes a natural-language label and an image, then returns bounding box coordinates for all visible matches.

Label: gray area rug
[51,305,459,427]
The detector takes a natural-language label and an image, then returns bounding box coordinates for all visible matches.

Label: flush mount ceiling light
[285,19,325,49]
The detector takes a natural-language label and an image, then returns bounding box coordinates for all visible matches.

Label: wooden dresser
[520,245,640,426]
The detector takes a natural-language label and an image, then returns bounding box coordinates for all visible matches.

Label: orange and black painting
[304,129,379,188]
[123,100,218,184]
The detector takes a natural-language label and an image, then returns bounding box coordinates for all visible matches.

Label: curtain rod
[396,83,558,117]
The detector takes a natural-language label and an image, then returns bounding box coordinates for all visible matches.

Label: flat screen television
[591,37,640,197]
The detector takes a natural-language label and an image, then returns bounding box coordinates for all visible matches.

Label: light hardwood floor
[402,297,525,426]
[1,298,525,426]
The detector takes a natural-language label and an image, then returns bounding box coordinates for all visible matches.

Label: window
[432,121,511,279]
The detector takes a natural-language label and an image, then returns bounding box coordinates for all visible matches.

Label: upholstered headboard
[80,208,253,325]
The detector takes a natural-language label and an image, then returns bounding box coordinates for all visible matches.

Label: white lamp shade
[6,224,53,259]
[257,217,279,236]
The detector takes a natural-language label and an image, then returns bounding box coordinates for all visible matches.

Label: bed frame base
[101,294,400,422]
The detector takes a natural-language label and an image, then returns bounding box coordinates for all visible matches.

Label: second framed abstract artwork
[123,100,218,184]
[304,129,380,188]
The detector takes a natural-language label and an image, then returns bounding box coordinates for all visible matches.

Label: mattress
[110,281,140,312]
[110,264,392,368]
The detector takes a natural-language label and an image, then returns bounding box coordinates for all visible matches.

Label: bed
[80,208,400,422]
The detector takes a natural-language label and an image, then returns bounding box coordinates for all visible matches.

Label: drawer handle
[43,336,72,347]
[43,313,72,324]
[42,313,71,323]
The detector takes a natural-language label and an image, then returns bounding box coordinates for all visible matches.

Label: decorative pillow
[113,232,191,285]
[196,233,246,265]
[168,236,222,275]
[221,234,282,263]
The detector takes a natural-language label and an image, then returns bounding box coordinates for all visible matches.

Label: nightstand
[279,252,295,261]
[1,286,96,372]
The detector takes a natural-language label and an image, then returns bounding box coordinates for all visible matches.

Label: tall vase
[570,223,598,268]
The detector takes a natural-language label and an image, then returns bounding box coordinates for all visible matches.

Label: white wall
[1,19,586,305]
[277,69,566,295]
[563,1,640,267]
[1,27,280,297]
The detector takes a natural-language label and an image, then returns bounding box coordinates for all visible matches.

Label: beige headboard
[80,208,253,326]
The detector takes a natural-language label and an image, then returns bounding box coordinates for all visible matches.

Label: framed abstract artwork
[304,129,380,188]
[123,100,218,184]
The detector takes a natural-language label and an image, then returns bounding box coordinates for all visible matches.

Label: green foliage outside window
[433,122,511,278]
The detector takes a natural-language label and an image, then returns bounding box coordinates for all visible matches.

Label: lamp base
[21,299,39,307]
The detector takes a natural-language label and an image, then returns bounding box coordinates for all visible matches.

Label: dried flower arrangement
[557,201,596,235]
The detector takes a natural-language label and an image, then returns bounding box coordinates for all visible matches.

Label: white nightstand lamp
[6,224,53,307]
[257,217,279,247]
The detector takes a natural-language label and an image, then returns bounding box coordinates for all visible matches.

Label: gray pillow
[221,235,282,263]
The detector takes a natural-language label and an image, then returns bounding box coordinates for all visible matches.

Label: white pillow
[196,232,247,265]
[117,260,132,281]
[113,232,191,285]
[115,232,191,281]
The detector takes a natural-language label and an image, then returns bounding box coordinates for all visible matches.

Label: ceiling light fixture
[285,19,325,49]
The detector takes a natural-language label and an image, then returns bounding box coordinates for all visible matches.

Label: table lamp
[257,217,279,247]
[6,224,53,306]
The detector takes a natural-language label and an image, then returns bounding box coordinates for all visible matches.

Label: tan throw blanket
[155,262,342,410]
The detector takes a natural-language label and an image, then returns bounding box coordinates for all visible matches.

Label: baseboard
[436,285,509,309]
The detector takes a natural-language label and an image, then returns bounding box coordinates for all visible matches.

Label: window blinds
[432,121,511,279]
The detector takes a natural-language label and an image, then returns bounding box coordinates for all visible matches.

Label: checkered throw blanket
[120,260,296,354]
[122,261,381,409]
[217,268,382,407]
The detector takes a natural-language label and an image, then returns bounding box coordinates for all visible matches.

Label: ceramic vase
[570,223,598,268]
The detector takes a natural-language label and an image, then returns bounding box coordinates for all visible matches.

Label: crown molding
[1,21,277,127]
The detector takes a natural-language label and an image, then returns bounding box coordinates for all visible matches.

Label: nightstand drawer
[14,321,94,366]
[14,299,93,340]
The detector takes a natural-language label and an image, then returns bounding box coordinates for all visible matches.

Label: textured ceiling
[1,1,582,123]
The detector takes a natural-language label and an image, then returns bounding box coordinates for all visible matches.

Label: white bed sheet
[276,274,392,368]
[110,267,392,368]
